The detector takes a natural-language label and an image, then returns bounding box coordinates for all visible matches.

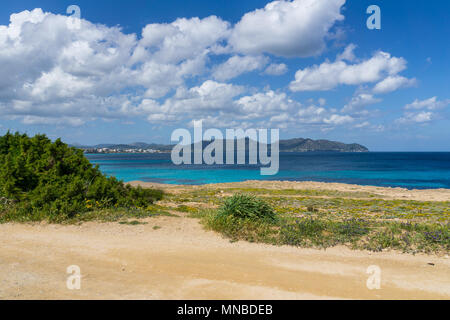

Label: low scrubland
[167,189,449,254]
[0,132,165,223]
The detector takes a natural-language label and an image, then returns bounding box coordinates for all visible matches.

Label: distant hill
[279,138,368,152]
[73,138,368,153]
[191,138,368,152]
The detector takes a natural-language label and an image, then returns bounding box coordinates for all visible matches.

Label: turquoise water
[86,152,450,189]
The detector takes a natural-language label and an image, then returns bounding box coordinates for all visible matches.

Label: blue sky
[0,0,448,151]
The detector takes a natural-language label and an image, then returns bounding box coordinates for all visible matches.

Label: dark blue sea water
[86,152,450,189]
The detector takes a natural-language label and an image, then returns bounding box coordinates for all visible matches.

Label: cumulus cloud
[1,6,344,128]
[373,75,417,94]
[266,98,355,128]
[289,49,408,91]
[336,43,357,62]
[235,90,296,118]
[396,97,449,124]
[212,55,269,81]
[0,9,238,124]
[354,121,370,128]
[0,9,136,100]
[263,63,288,75]
[397,111,433,124]
[341,93,381,113]
[140,82,356,131]
[145,86,298,124]
[142,80,245,122]
[1,5,432,135]
[404,96,449,110]
[21,115,87,126]
[138,16,231,64]
[324,114,354,125]
[229,0,345,57]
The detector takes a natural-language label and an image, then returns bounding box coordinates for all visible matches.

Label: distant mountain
[279,138,368,152]
[189,138,368,153]
[73,138,368,153]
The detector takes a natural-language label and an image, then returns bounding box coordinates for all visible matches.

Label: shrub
[0,132,163,220]
[203,209,278,244]
[218,194,276,223]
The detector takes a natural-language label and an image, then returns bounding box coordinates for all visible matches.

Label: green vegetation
[218,194,276,222]
[175,204,199,214]
[119,220,148,226]
[224,187,379,198]
[0,132,164,223]
[178,188,449,254]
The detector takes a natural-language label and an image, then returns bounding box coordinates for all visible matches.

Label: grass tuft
[217,194,276,223]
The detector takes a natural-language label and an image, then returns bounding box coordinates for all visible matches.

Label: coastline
[127,180,450,202]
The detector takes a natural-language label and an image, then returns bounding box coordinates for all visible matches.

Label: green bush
[205,211,278,244]
[218,194,276,222]
[0,132,163,221]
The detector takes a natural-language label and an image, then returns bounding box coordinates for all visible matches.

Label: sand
[0,181,449,300]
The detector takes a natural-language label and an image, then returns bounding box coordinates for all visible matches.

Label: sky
[0,0,448,151]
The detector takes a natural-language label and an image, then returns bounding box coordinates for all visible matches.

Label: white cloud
[324,114,354,125]
[143,80,245,122]
[354,121,370,128]
[397,111,433,124]
[318,98,326,106]
[235,90,296,118]
[0,9,238,124]
[139,16,231,64]
[290,50,408,91]
[404,96,449,110]
[229,0,345,57]
[263,63,288,75]
[1,5,434,135]
[21,115,86,126]
[140,82,356,131]
[353,121,384,131]
[265,98,355,128]
[213,55,268,81]
[336,43,357,62]
[0,5,358,131]
[373,75,416,94]
[188,116,242,129]
[396,97,449,124]
[342,93,381,113]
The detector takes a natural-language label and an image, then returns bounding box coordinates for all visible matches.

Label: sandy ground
[1,215,449,300]
[1,181,449,300]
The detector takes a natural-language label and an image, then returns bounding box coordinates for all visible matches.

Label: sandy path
[1,214,449,300]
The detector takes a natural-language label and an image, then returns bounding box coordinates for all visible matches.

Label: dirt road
[1,214,449,299]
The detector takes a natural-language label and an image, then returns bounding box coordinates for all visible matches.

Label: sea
[86,152,450,189]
